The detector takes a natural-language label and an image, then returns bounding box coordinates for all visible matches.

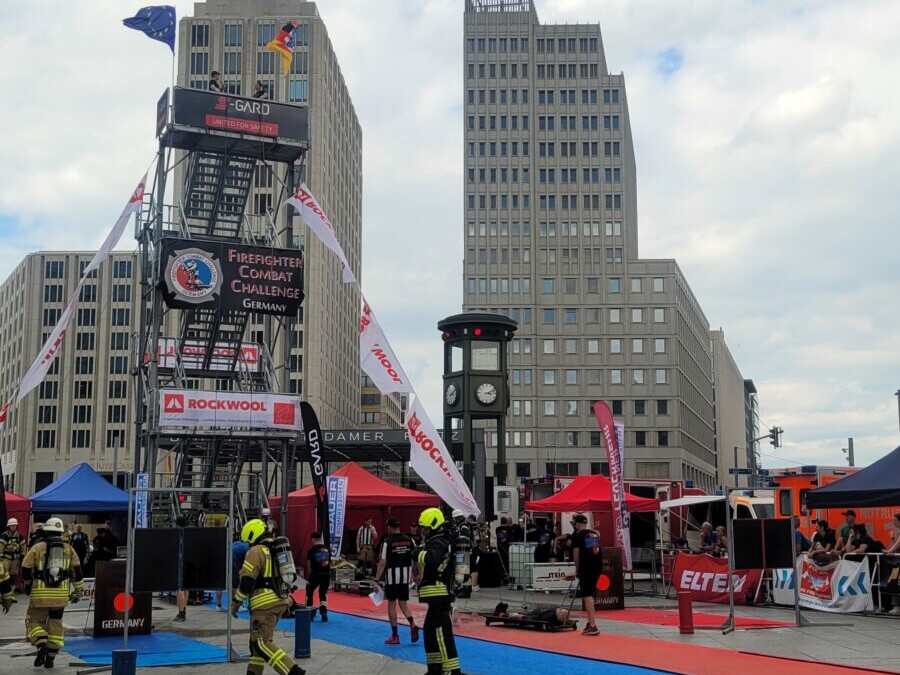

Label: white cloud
[1,0,899,469]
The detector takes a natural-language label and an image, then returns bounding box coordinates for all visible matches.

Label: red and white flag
[359,296,414,394]
[407,396,479,516]
[286,183,355,283]
[593,400,632,570]
[0,398,11,431]
[16,175,146,404]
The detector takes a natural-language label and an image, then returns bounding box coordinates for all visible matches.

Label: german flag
[267,21,299,73]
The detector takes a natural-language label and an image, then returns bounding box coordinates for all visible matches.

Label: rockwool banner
[407,396,479,516]
[772,558,873,613]
[159,390,301,430]
[157,338,260,372]
[359,296,414,394]
[671,553,763,605]
[158,238,304,316]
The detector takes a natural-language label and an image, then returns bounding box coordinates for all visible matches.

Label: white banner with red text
[158,389,302,430]
[593,401,632,570]
[286,183,355,283]
[406,395,479,516]
[671,553,763,605]
[17,175,147,404]
[359,296,414,394]
[772,557,873,613]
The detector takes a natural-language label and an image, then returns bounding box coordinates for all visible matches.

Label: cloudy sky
[1,1,898,469]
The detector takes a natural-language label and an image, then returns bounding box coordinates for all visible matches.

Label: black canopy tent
[806,445,900,508]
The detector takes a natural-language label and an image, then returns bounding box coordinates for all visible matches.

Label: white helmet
[43,517,64,534]
[451,509,465,521]
[6,518,17,527]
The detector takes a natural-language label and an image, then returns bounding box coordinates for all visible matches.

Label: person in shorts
[375,518,419,644]
[356,517,378,577]
[306,532,331,621]
[570,514,602,636]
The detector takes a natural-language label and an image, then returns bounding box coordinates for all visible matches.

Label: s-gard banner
[159,389,302,430]
[158,238,304,316]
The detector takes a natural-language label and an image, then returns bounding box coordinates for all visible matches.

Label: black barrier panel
[133,529,180,592]
[183,527,228,590]
[94,560,152,637]
[595,547,625,610]
[172,87,309,144]
[732,520,765,570]
[763,518,794,569]
[158,238,304,317]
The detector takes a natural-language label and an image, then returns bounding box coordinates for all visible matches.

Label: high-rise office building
[711,329,750,488]
[178,0,362,428]
[0,252,140,493]
[462,0,718,492]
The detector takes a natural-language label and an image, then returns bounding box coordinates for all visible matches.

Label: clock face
[476,382,498,405]
[445,383,458,406]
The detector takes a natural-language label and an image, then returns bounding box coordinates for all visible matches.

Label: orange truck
[771,466,896,543]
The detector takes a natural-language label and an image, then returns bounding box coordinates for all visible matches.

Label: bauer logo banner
[407,396,479,516]
[359,296,414,394]
[158,238,304,316]
[159,389,301,430]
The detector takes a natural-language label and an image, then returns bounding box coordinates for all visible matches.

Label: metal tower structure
[134,87,309,525]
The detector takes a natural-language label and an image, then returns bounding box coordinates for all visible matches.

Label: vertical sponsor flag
[327,475,348,560]
[593,401,632,570]
[299,402,330,549]
[359,297,414,394]
[266,21,299,74]
[407,396,479,515]
[135,473,150,529]
[286,184,356,283]
[123,6,177,52]
[0,399,11,431]
[16,175,147,405]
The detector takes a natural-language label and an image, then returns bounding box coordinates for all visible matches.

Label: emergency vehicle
[771,465,895,541]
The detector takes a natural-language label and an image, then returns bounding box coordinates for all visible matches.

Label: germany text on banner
[286,183,355,283]
[593,401,632,570]
[16,175,147,405]
[407,396,479,515]
[359,296,414,394]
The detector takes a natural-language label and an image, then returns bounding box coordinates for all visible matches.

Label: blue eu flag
[123,6,177,52]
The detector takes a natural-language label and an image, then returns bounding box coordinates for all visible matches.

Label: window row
[465,62,530,79]
[539,194,622,210]
[466,221,624,237]
[465,36,530,53]
[535,37,599,54]
[534,63,600,79]
[190,23,309,49]
[466,88,529,105]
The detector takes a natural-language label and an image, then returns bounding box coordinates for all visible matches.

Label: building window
[112,284,131,302]
[631,278,643,293]
[544,400,556,416]
[631,308,643,323]
[44,260,65,278]
[79,285,97,302]
[658,431,670,446]
[257,51,276,74]
[516,463,531,479]
[633,369,645,384]
[587,340,599,354]
[542,308,555,324]
[191,24,209,47]
[566,400,577,415]
[632,339,644,354]
[653,277,665,293]
[113,260,132,278]
[76,333,95,350]
[565,369,577,385]
[111,308,130,326]
[609,278,621,293]
[654,338,666,354]
[224,23,243,46]
[361,412,381,424]
[610,369,622,385]
[109,356,129,374]
[634,400,646,415]
[71,430,91,449]
[655,369,668,384]
[107,405,127,424]
[43,285,63,302]
[109,381,128,398]
[542,339,555,354]
[75,381,93,399]
[611,400,623,415]
[75,357,93,375]
[657,399,669,415]
[543,370,555,385]
[257,22,276,46]
[35,471,55,491]
[590,461,609,476]
[107,429,127,448]
[654,308,666,323]
[635,431,647,447]
[38,406,57,423]
[566,431,579,446]
[289,79,308,102]
[189,52,209,76]
[609,339,622,354]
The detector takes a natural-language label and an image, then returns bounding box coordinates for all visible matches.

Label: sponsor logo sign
[172,87,309,144]
[528,563,576,591]
[134,473,149,529]
[159,238,304,316]
[327,476,348,560]
[156,338,260,372]
[672,553,762,605]
[773,558,873,613]
[159,389,301,430]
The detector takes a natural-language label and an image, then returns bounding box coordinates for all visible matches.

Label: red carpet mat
[582,606,792,628]
[315,592,886,675]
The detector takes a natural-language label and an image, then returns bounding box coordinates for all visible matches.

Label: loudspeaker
[763,519,794,569]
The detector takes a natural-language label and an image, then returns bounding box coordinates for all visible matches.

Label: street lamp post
[895,390,900,436]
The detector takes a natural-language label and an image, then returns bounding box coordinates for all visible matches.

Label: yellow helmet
[419,507,445,530]
[241,518,268,545]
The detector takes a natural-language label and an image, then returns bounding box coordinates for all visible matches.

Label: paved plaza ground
[0,584,897,674]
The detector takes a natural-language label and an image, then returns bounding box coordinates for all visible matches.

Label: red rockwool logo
[371,346,402,384]
[293,188,337,236]
[188,398,267,411]
[164,394,185,413]
[407,412,452,480]
[273,403,295,426]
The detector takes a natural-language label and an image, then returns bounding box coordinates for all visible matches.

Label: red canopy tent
[3,491,31,532]
[525,474,659,546]
[270,462,439,562]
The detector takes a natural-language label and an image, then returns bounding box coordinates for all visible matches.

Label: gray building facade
[462,0,717,492]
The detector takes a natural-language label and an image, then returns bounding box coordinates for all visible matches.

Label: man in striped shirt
[375,519,419,645]
[356,517,378,577]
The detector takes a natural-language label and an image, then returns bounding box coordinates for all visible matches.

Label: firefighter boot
[33,645,47,667]
[44,650,56,669]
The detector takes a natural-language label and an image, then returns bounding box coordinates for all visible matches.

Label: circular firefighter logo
[165,248,222,304]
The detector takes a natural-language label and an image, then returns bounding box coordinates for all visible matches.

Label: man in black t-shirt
[534,527,552,563]
[306,532,331,621]
[809,520,837,564]
[570,514,601,636]
[375,519,420,645]
[209,71,223,92]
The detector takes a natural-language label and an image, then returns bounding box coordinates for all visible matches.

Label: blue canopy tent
[806,446,900,508]
[30,463,129,513]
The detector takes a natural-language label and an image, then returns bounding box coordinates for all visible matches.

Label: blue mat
[65,631,228,666]
[262,610,672,675]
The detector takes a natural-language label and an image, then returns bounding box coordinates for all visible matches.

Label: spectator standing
[306,532,331,621]
[70,525,89,572]
[356,517,378,578]
[570,514,601,636]
[174,516,189,622]
[793,516,811,556]
[408,523,423,547]
[375,519,419,645]
[534,526,552,563]
[252,80,269,99]
[209,71,223,92]
[0,518,25,591]
[835,510,857,553]
[466,515,482,591]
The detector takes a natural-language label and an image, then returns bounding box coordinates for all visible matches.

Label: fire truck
[771,465,895,541]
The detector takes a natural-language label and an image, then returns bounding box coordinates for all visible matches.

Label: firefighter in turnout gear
[0,517,25,591]
[416,508,462,675]
[0,558,14,613]
[231,519,305,675]
[21,517,83,669]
